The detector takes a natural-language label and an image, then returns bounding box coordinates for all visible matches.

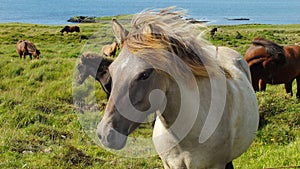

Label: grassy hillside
[0,21,299,169]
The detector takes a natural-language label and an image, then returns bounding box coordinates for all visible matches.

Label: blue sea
[1,0,300,25]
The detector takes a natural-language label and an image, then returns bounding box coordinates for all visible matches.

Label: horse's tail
[252,38,286,65]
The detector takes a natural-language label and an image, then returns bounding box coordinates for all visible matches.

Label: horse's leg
[225,161,234,169]
[260,79,266,91]
[284,79,294,96]
[29,54,32,60]
[251,75,259,92]
[296,76,300,98]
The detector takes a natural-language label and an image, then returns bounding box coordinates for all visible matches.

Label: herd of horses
[76,29,300,100]
[16,26,119,60]
[15,7,299,169]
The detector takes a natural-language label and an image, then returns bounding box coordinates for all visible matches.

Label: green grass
[0,21,299,168]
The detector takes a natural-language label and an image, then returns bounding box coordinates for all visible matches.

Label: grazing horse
[60,25,80,34]
[97,7,258,169]
[16,40,40,59]
[76,53,113,98]
[210,27,218,39]
[244,37,300,98]
[101,41,119,57]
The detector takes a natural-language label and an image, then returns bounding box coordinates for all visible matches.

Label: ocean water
[0,0,300,25]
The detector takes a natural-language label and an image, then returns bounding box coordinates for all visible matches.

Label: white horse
[97,7,259,169]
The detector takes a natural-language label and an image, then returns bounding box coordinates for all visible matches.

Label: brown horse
[76,53,113,98]
[60,25,80,34]
[101,41,119,57]
[16,40,40,60]
[245,37,300,98]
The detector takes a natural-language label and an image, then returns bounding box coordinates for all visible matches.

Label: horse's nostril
[98,134,102,140]
[107,131,114,141]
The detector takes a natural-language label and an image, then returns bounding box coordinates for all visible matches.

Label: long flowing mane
[123,7,223,78]
[252,37,286,64]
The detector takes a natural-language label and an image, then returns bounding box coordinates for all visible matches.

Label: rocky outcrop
[67,16,96,23]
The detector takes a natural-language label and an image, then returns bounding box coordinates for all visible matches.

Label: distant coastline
[66,15,209,24]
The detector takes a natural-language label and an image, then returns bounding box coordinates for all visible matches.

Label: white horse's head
[96,7,223,150]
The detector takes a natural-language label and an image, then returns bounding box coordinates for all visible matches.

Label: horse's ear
[112,18,129,44]
[80,54,87,63]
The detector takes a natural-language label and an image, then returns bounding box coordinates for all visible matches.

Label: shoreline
[1,21,300,27]
[1,14,300,26]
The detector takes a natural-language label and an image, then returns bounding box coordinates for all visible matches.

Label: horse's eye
[138,69,153,81]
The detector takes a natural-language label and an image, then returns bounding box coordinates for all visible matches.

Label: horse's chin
[105,137,127,150]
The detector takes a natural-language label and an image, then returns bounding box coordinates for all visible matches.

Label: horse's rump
[25,41,38,53]
[101,42,118,56]
[16,40,26,53]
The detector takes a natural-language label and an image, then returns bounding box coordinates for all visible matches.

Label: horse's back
[26,41,37,52]
[216,46,259,159]
[101,45,110,56]
[102,42,118,56]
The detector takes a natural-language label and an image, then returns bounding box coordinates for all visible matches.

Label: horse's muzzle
[97,121,128,150]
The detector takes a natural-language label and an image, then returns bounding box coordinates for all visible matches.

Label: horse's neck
[154,77,211,139]
[87,58,102,79]
[153,77,212,156]
[159,77,210,125]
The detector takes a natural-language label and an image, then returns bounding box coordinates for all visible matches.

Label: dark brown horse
[76,53,113,98]
[245,37,300,98]
[60,25,80,34]
[16,40,40,59]
[210,27,218,39]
